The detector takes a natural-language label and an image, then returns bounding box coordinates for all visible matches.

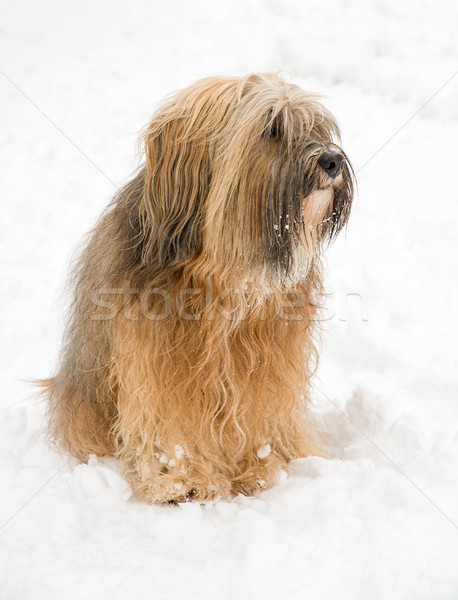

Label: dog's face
[141,73,354,286]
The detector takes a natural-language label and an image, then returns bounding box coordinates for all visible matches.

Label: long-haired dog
[43,73,354,503]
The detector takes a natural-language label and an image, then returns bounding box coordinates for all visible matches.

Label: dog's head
[140,73,354,285]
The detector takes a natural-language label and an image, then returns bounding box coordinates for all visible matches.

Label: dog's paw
[140,473,231,504]
[231,455,287,497]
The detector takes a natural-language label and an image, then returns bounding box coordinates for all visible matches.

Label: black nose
[318,151,344,179]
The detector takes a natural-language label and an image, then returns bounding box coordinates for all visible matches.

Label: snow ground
[1,1,457,598]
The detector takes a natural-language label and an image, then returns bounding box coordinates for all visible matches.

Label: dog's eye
[264,114,284,138]
[269,119,282,138]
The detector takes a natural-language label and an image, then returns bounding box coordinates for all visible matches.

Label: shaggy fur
[43,73,354,503]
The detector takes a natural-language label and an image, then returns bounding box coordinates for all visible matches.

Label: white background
[1,1,457,598]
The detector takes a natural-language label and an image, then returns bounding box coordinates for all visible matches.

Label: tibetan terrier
[43,73,354,503]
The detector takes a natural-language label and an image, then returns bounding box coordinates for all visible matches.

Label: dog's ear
[139,118,211,268]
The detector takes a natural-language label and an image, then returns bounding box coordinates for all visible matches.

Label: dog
[43,73,354,503]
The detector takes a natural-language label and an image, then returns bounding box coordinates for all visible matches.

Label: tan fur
[42,73,354,503]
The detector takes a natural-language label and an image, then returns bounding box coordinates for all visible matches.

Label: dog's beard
[259,152,353,287]
[303,176,343,227]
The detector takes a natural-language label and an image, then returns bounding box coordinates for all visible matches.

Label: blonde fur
[43,73,353,502]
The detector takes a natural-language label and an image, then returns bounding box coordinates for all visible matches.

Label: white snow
[1,0,458,599]
[257,445,271,460]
